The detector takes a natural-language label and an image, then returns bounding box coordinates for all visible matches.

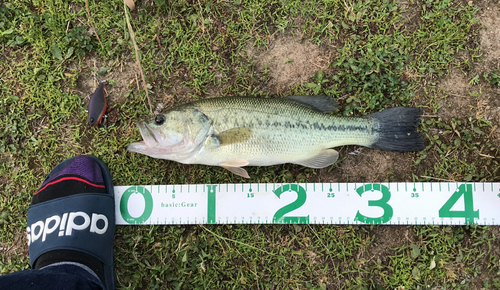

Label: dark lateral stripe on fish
[310,122,369,132]
[232,118,372,133]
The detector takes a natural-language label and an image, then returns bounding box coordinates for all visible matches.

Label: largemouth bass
[127,96,424,178]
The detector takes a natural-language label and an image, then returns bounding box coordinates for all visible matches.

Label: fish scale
[193,97,377,166]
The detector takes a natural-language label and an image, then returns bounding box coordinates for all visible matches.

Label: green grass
[1,0,500,288]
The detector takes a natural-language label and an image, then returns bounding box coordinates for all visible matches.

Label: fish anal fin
[219,160,250,178]
[215,127,253,146]
[220,166,250,178]
[294,149,339,168]
[284,95,338,113]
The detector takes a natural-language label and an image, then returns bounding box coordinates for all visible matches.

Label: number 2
[273,184,309,223]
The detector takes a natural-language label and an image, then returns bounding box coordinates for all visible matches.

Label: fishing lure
[88,75,108,127]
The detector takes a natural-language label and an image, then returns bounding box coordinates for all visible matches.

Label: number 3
[354,184,393,224]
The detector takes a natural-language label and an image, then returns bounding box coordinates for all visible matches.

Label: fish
[127,96,424,178]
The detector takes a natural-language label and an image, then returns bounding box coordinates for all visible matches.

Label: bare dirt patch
[246,31,334,93]
[436,65,500,147]
[1,232,28,260]
[68,56,162,127]
[72,57,139,108]
[367,226,416,264]
[437,68,479,121]
[479,4,500,65]
[396,0,424,33]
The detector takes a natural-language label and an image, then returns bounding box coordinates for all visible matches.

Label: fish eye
[155,114,166,125]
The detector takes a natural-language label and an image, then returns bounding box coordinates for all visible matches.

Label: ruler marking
[115,182,500,226]
[207,185,216,224]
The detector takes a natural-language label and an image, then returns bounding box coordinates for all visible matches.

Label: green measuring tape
[115,182,500,226]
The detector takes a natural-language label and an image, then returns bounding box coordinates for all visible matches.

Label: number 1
[207,185,217,224]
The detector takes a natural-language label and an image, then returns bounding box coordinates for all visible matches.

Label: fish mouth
[127,121,159,153]
[137,121,159,147]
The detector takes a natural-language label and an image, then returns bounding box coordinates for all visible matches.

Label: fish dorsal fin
[215,127,253,146]
[219,159,250,178]
[294,149,339,168]
[284,95,338,113]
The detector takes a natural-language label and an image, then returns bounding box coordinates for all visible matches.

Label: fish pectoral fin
[215,127,253,146]
[284,95,338,113]
[219,160,250,178]
[294,149,339,168]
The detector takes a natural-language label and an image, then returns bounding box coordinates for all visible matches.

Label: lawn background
[1,0,500,289]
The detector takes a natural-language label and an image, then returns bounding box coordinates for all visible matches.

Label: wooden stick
[123,0,153,115]
[421,176,455,182]
[84,0,104,51]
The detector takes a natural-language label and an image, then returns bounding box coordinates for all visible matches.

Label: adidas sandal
[26,155,116,290]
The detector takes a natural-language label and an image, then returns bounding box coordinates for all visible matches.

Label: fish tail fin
[368,107,425,152]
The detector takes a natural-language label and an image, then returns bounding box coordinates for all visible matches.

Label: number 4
[439,184,479,224]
